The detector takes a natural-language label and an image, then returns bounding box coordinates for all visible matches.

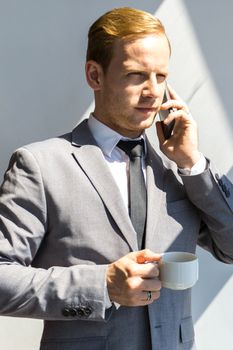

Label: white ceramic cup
[159,251,198,290]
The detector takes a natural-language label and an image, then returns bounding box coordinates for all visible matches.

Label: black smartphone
[159,86,175,139]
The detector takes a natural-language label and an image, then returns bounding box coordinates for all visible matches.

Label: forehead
[111,35,170,71]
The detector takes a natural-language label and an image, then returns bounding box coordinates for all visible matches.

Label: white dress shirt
[88,114,147,212]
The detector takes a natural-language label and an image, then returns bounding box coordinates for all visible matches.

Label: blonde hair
[86,7,171,72]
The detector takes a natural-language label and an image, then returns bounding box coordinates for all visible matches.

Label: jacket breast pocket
[40,337,108,350]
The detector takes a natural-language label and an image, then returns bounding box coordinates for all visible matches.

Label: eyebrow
[123,64,168,76]
[123,60,168,73]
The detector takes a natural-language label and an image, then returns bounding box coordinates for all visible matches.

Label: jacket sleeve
[180,160,233,263]
[0,148,109,321]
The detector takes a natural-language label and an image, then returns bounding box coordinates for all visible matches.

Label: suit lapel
[144,138,166,248]
[71,120,137,251]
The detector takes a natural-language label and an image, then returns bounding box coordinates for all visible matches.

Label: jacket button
[222,184,227,192]
[62,307,71,317]
[76,307,85,317]
[219,179,223,187]
[76,306,92,317]
[83,306,92,317]
[69,307,77,317]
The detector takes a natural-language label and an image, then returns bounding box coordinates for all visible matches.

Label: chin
[139,117,155,130]
[129,121,154,137]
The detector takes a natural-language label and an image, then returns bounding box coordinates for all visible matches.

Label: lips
[135,107,157,113]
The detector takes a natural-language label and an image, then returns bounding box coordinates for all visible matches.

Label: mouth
[135,107,158,114]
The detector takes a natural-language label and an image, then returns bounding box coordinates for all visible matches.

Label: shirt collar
[88,114,146,157]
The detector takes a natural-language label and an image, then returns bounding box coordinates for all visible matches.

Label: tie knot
[117,139,144,159]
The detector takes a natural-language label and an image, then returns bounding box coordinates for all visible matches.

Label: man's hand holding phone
[156,84,201,170]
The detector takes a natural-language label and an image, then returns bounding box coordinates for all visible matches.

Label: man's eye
[157,74,166,82]
[127,72,146,80]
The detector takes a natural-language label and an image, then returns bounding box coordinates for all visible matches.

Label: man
[0,7,232,350]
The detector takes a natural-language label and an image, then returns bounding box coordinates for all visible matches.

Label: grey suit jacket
[0,119,232,350]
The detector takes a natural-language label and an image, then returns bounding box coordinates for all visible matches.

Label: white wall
[0,1,232,349]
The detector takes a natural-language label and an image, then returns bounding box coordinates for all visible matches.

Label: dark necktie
[117,139,147,249]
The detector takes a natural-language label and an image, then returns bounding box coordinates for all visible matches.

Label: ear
[85,60,103,91]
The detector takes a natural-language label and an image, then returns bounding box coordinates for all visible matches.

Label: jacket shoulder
[22,132,72,154]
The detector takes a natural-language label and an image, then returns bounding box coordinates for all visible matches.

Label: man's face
[94,34,170,138]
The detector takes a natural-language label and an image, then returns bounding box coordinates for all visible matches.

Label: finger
[160,99,188,112]
[128,261,160,278]
[141,277,162,292]
[140,290,161,304]
[135,249,161,264]
[162,109,191,125]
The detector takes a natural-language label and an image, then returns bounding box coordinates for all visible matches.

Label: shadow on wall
[184,1,233,132]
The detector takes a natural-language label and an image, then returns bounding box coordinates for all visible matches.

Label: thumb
[134,249,161,264]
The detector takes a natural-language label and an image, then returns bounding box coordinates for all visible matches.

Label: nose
[141,75,160,99]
